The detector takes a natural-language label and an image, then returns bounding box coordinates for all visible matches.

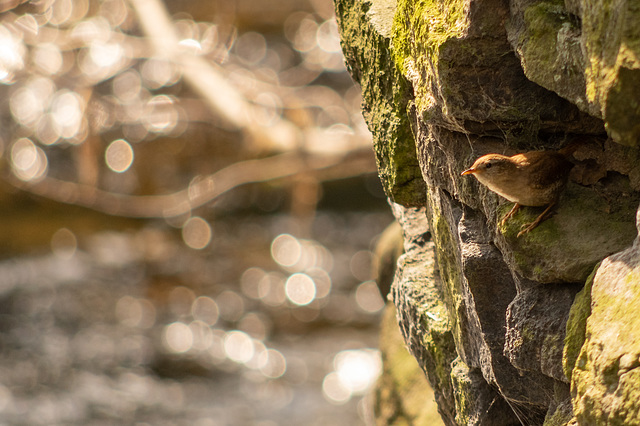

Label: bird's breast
[476,172,560,206]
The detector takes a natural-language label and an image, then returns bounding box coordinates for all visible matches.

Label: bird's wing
[527,152,572,189]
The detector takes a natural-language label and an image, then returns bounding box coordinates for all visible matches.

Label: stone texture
[335,0,640,424]
[389,204,458,424]
[335,0,425,206]
[504,283,583,382]
[374,303,444,426]
[568,210,640,425]
[372,219,443,426]
[507,0,640,146]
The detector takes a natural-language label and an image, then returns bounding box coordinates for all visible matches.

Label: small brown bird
[461,149,574,237]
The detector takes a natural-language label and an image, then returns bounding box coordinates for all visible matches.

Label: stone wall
[335,0,640,424]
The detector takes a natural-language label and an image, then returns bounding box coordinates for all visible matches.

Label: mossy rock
[507,0,640,145]
[335,0,426,206]
[497,182,638,283]
[570,239,640,424]
[374,303,444,426]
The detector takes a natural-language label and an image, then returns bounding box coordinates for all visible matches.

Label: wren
[461,148,574,237]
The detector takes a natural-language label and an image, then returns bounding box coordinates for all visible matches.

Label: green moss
[375,303,444,425]
[582,0,640,144]
[544,406,572,426]
[450,359,473,425]
[392,0,468,114]
[427,193,468,354]
[562,266,592,382]
[571,257,640,424]
[517,0,587,108]
[497,183,638,283]
[335,0,426,206]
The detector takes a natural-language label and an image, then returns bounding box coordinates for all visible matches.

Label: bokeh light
[10,78,55,127]
[32,43,63,75]
[189,320,214,351]
[51,228,78,259]
[115,296,156,329]
[322,372,351,404]
[191,296,219,326]
[238,312,269,340]
[144,95,179,133]
[258,272,287,307]
[11,138,48,182]
[163,322,193,353]
[271,234,301,268]
[105,139,134,172]
[181,217,212,249]
[0,0,394,423]
[322,349,382,404]
[354,281,385,313]
[50,90,85,140]
[0,26,25,82]
[216,290,245,322]
[169,286,196,317]
[285,273,316,306]
[258,349,287,379]
[141,58,179,89]
[224,330,254,364]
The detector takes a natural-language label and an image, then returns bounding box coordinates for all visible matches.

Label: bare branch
[128,0,302,152]
[6,150,377,218]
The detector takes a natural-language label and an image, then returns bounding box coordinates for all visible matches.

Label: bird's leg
[501,203,521,226]
[517,203,555,237]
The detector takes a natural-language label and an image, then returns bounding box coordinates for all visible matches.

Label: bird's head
[461,154,515,179]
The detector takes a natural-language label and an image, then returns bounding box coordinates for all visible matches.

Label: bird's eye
[485,163,492,169]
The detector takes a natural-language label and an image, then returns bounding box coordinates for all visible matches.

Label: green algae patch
[517,0,588,111]
[427,190,467,353]
[583,0,640,144]
[392,221,459,422]
[392,0,469,76]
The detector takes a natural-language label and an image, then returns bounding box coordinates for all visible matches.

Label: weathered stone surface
[373,218,443,425]
[568,209,640,425]
[495,182,639,283]
[335,0,425,206]
[335,0,640,424]
[374,303,444,426]
[413,111,638,285]
[389,203,458,424]
[504,283,583,382]
[507,0,640,146]
[449,357,521,426]
[394,0,602,143]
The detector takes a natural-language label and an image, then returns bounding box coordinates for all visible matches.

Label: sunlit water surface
[0,209,391,425]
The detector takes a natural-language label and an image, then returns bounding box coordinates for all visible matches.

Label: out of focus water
[0,0,394,423]
[0,179,392,425]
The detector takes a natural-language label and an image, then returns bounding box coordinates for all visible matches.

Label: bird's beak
[461,168,476,176]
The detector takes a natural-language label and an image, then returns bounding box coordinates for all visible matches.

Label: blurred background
[0,0,395,424]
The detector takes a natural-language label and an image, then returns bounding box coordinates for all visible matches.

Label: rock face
[335,0,640,424]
